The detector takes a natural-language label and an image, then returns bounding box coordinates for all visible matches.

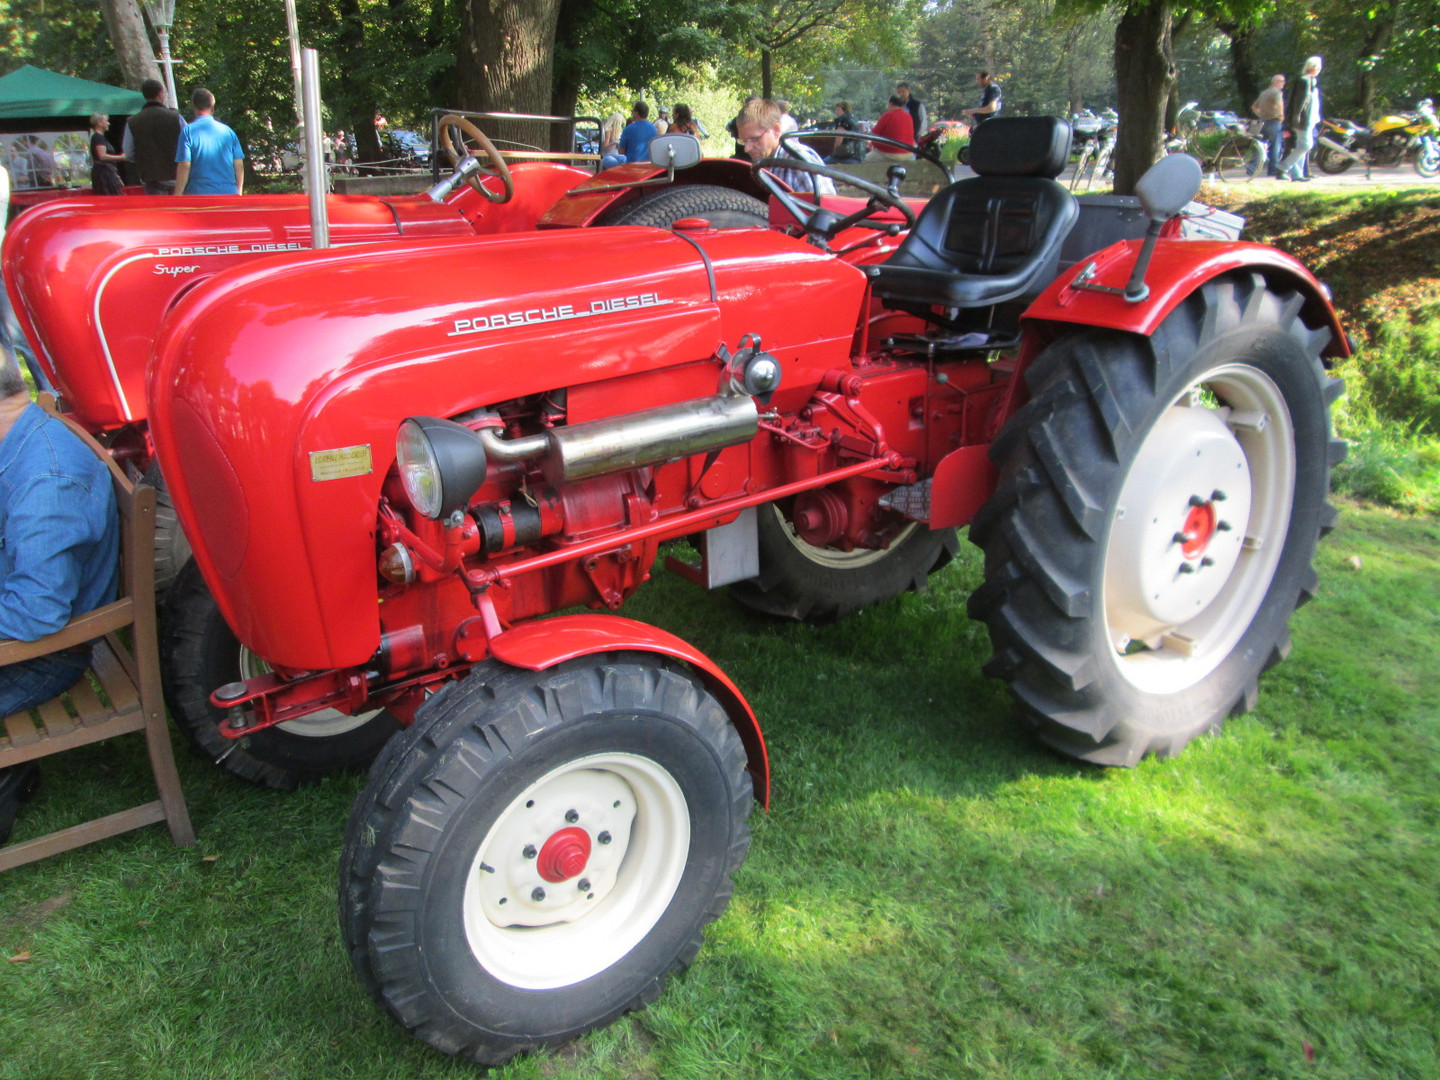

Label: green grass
[4,503,1438,1079]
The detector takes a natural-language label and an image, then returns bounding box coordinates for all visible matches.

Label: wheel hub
[1105,399,1254,645]
[537,826,592,883]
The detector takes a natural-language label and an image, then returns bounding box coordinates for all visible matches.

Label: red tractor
[33,116,1350,1063]
[2,117,772,787]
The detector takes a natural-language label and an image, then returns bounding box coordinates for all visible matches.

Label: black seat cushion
[868,116,1079,311]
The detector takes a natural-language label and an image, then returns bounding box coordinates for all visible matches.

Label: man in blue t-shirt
[175,87,245,195]
[618,102,658,164]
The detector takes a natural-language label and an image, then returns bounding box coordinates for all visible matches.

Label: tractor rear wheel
[339,655,752,1066]
[594,184,767,229]
[161,560,399,789]
[730,502,958,621]
[968,273,1343,765]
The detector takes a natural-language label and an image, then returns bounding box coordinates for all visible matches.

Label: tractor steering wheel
[752,148,917,245]
[436,113,514,204]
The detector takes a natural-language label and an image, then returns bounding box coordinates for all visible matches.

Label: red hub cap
[1179,502,1217,560]
[536,826,592,883]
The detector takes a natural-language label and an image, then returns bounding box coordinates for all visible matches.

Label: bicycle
[1165,103,1266,182]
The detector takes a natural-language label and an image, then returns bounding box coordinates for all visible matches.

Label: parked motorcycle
[1314,99,1439,178]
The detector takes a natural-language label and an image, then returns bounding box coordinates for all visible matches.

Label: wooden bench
[0,396,194,871]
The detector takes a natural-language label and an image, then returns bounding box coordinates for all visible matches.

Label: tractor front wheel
[339,655,753,1066]
[161,561,399,789]
[594,185,767,229]
[730,502,958,621]
[968,273,1343,765]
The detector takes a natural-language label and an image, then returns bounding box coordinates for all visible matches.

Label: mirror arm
[1124,219,1164,302]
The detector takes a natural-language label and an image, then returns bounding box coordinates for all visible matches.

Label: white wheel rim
[238,647,380,738]
[774,505,917,570]
[1102,363,1295,695]
[463,751,690,991]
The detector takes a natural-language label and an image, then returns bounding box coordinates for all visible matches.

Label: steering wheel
[752,147,917,245]
[436,113,514,204]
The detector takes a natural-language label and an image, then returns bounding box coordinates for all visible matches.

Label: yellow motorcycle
[1315,98,1440,178]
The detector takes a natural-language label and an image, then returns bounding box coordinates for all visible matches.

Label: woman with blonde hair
[600,110,626,169]
[88,113,126,195]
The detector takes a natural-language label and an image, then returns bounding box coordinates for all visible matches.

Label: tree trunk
[459,0,562,150]
[1217,21,1259,111]
[98,0,161,89]
[761,48,773,100]
[1112,0,1174,196]
[1358,12,1396,124]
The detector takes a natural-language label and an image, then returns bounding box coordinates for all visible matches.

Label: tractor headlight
[396,416,488,521]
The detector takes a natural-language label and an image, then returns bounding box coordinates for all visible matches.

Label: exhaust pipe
[480,392,759,484]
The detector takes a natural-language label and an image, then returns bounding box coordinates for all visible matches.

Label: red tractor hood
[148,224,867,670]
[2,164,585,433]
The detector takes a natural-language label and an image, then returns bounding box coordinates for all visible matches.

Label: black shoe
[0,763,41,846]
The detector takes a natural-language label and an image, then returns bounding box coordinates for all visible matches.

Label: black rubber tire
[140,464,192,602]
[160,560,400,790]
[1414,138,1440,178]
[1314,146,1354,175]
[339,654,753,1066]
[967,273,1344,766]
[730,502,959,622]
[595,184,767,229]
[1215,139,1265,181]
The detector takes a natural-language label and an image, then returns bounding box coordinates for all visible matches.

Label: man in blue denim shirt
[0,345,119,842]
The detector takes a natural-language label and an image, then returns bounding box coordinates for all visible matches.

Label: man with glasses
[735,98,835,197]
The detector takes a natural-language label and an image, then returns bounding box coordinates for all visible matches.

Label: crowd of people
[85,79,246,196]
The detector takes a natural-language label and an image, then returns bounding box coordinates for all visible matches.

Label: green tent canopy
[0,66,145,120]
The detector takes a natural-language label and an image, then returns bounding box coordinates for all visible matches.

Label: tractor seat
[865,117,1078,311]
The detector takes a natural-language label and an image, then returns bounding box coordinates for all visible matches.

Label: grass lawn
[2,500,1437,1080]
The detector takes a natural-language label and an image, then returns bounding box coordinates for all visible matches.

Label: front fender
[1024,239,1350,362]
[489,614,769,807]
[537,159,765,228]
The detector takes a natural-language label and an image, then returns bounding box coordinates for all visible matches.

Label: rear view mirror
[1135,154,1203,222]
[649,135,702,171]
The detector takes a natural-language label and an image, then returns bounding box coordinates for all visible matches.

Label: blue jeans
[1261,119,1284,175]
[1279,125,1315,179]
[0,649,91,717]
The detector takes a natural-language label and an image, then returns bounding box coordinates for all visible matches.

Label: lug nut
[1188,494,1207,507]
[1179,563,1197,575]
[1201,556,1215,567]
[1211,489,1227,502]
[597,831,612,845]
[1172,531,1190,545]
[1216,520,1233,532]
[522,844,537,859]
[531,887,546,902]
[577,878,591,892]
[564,809,579,823]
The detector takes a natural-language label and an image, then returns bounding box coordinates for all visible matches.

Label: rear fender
[537,158,765,228]
[1023,239,1349,362]
[489,614,769,807]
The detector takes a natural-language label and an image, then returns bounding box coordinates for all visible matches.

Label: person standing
[174,87,245,196]
[895,83,928,142]
[825,101,864,163]
[867,96,917,161]
[776,100,799,135]
[0,343,119,844]
[669,104,702,138]
[87,114,126,195]
[735,97,835,197]
[963,72,1002,126]
[1278,57,1322,182]
[1251,74,1287,178]
[122,79,186,195]
[618,101,658,164]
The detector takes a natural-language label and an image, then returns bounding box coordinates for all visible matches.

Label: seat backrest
[870,117,1079,311]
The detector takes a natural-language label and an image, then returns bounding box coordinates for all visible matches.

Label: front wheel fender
[488,613,768,806]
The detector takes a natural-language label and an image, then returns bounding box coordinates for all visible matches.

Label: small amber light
[379,543,415,584]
